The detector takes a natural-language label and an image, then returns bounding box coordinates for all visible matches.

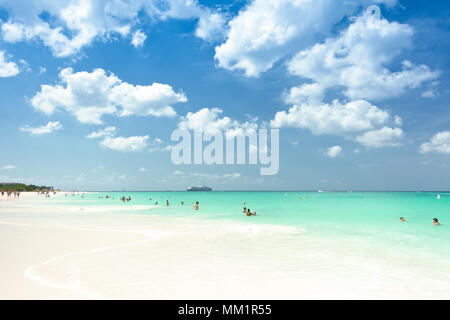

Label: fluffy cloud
[131,30,146,48]
[86,125,150,152]
[195,12,226,41]
[272,82,404,148]
[178,107,257,137]
[19,121,63,135]
[355,127,404,148]
[419,131,450,154]
[268,8,438,149]
[271,98,391,136]
[2,165,16,170]
[100,135,149,152]
[0,51,19,77]
[283,83,324,105]
[215,0,397,77]
[0,0,225,57]
[287,9,439,101]
[179,107,233,135]
[30,68,186,124]
[325,146,343,158]
[110,81,184,117]
[86,126,116,138]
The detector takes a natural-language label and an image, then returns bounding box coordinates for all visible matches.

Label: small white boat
[437,194,441,199]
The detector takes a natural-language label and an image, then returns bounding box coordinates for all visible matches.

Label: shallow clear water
[45,191,450,265]
[56,191,450,243]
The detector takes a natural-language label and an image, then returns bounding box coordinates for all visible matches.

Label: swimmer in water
[400,217,405,223]
[433,218,441,226]
[166,200,169,206]
[194,202,199,210]
[246,209,256,216]
[243,207,247,213]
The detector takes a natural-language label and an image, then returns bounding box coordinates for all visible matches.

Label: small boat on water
[187,186,212,192]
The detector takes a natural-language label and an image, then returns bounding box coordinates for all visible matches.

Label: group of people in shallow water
[120,196,131,202]
[243,207,257,216]
[111,196,201,210]
[161,199,199,210]
[400,217,441,226]
[70,193,261,216]
[155,200,253,214]
[94,194,258,214]
[97,194,251,215]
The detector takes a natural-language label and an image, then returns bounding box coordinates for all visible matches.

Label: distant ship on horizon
[187,186,212,192]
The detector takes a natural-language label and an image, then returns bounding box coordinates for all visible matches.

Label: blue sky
[0,0,449,191]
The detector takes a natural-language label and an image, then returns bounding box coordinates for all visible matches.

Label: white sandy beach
[0,221,143,299]
[0,192,142,299]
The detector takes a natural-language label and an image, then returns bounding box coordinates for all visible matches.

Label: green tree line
[0,183,54,192]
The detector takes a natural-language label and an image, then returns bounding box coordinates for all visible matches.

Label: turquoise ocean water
[51,191,450,256]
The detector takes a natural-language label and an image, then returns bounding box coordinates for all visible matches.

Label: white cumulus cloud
[325,146,343,158]
[131,30,147,48]
[30,68,186,124]
[101,135,149,152]
[0,0,226,57]
[271,98,391,136]
[19,121,63,135]
[0,50,20,77]
[195,12,226,41]
[86,126,117,138]
[271,82,404,149]
[86,126,150,152]
[2,165,16,170]
[287,9,439,101]
[355,127,404,148]
[178,107,257,138]
[419,131,450,154]
[214,0,397,77]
